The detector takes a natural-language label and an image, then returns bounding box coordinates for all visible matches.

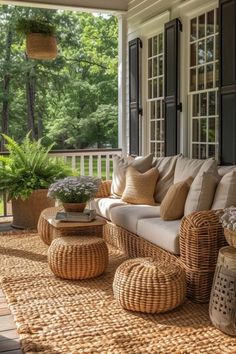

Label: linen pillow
[160,178,193,221]
[154,154,181,203]
[174,156,217,183]
[184,172,218,215]
[111,154,154,196]
[121,166,159,205]
[211,170,236,209]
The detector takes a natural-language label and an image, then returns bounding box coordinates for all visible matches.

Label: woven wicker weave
[48,236,109,280]
[179,210,227,303]
[95,180,112,198]
[104,210,226,303]
[26,33,57,60]
[224,228,236,248]
[113,257,186,313]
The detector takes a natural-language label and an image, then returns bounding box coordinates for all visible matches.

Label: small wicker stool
[209,246,236,336]
[113,258,186,314]
[48,236,109,280]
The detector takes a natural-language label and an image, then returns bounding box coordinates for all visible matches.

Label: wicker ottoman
[48,236,109,280]
[113,258,186,313]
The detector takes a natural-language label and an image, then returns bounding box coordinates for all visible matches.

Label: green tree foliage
[0,5,118,149]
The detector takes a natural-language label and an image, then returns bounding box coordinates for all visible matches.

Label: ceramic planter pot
[11,189,54,229]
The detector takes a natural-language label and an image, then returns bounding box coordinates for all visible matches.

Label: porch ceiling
[0,0,128,13]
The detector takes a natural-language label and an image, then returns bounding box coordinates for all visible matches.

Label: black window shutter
[164,19,182,156]
[129,38,142,156]
[219,0,236,164]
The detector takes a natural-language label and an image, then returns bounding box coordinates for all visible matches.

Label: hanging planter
[16,18,57,60]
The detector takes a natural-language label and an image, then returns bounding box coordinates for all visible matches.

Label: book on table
[55,209,96,222]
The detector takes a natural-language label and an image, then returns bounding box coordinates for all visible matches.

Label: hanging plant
[16,18,57,60]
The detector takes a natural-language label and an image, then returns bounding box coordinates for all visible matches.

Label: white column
[118,14,127,156]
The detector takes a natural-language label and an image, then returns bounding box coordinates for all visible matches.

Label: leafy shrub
[16,18,56,35]
[0,134,70,200]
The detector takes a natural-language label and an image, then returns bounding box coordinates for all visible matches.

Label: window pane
[209,118,216,142]
[159,77,163,97]
[190,43,196,67]
[209,91,216,115]
[150,101,155,119]
[158,33,163,53]
[200,92,207,116]
[156,100,161,118]
[148,59,152,78]
[193,94,199,117]
[148,80,152,99]
[156,121,161,140]
[148,38,152,57]
[216,8,219,33]
[153,36,158,56]
[208,145,216,158]
[190,18,197,41]
[215,34,219,60]
[207,10,214,36]
[190,68,196,91]
[150,143,155,154]
[206,64,213,88]
[206,37,214,62]
[198,14,205,39]
[158,56,163,76]
[200,144,207,159]
[192,144,199,158]
[198,66,205,90]
[200,119,207,141]
[192,119,199,142]
[153,57,157,77]
[198,40,205,64]
[153,79,157,98]
[151,121,155,140]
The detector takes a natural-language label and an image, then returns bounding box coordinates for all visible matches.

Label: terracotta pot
[62,203,86,213]
[11,189,54,229]
[26,33,57,60]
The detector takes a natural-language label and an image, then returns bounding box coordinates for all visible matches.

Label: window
[189,8,219,159]
[147,33,165,157]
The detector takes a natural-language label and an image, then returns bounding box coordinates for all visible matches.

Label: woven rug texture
[0,232,235,354]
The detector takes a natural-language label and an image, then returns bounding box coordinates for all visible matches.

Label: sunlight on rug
[0,232,235,354]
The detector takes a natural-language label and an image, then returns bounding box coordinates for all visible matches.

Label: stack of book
[55,209,96,222]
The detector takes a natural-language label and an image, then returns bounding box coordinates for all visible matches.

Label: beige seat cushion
[211,170,236,209]
[154,154,180,203]
[122,166,159,205]
[110,204,161,234]
[174,156,217,183]
[111,154,154,196]
[184,172,218,215]
[91,197,126,220]
[160,178,193,221]
[137,217,181,255]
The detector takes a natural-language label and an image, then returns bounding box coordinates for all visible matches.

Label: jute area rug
[0,231,235,354]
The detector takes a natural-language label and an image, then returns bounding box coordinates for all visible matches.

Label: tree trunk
[37,109,43,138]
[26,57,36,139]
[1,30,13,151]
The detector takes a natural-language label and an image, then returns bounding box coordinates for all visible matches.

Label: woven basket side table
[48,236,109,280]
[209,246,236,336]
[113,257,186,314]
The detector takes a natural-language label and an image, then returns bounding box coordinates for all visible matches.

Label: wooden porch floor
[0,223,23,354]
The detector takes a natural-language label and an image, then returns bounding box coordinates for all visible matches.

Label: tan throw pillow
[121,166,159,205]
[111,154,154,196]
[174,156,217,183]
[184,172,218,216]
[160,178,193,221]
[154,154,181,203]
[211,170,236,209]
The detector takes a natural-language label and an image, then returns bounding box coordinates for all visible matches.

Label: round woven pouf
[48,236,109,280]
[113,258,186,314]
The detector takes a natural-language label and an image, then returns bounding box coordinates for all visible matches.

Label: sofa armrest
[179,210,226,272]
[95,180,112,198]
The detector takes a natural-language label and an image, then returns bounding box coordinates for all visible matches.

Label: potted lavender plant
[219,207,236,247]
[48,176,101,212]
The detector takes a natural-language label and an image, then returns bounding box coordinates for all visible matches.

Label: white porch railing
[0,148,122,218]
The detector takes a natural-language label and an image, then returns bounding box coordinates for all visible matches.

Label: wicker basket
[26,33,57,60]
[113,258,186,313]
[224,228,236,248]
[48,236,109,280]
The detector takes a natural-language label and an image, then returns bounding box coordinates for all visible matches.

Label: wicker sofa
[94,174,227,304]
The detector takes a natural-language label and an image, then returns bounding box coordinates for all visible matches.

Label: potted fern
[0,134,69,229]
[16,18,57,60]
